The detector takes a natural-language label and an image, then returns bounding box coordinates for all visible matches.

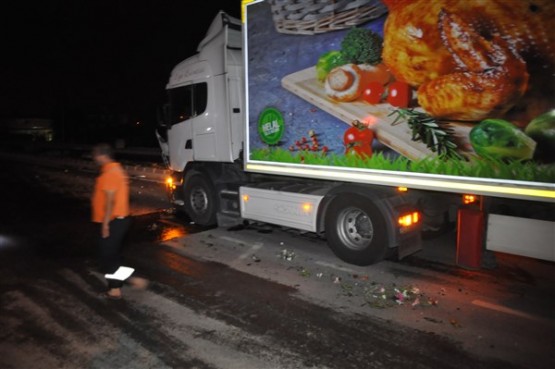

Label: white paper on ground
[105,266,135,281]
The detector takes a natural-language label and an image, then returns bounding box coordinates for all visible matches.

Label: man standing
[91,143,131,299]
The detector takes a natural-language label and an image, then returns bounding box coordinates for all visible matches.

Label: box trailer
[156,0,554,267]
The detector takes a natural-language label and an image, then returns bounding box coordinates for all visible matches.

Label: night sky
[1,0,242,145]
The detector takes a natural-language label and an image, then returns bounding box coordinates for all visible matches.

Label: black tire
[324,194,388,266]
[183,173,218,226]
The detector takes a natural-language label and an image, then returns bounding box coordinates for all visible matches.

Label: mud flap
[396,231,423,260]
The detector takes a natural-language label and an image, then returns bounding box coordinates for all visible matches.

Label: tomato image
[344,122,373,146]
[343,120,374,158]
[386,81,411,108]
[346,144,373,158]
[362,82,385,104]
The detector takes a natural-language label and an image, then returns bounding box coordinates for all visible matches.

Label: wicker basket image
[268,0,387,35]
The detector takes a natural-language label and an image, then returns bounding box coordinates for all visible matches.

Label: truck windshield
[168,83,208,126]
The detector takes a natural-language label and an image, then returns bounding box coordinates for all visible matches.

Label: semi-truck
[156,0,555,267]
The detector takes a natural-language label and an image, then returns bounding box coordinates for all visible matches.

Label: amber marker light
[412,211,420,223]
[463,194,478,204]
[397,186,408,192]
[398,211,420,227]
[242,194,249,202]
[166,177,177,190]
[302,202,313,213]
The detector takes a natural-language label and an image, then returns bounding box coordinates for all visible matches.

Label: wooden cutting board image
[281,66,475,161]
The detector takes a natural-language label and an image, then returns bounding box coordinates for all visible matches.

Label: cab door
[166,85,194,171]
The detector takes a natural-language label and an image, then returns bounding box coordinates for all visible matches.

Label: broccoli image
[316,50,346,82]
[469,119,537,161]
[340,27,383,65]
[525,110,555,163]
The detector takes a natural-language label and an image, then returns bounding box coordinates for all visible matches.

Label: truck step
[218,189,242,227]
[239,186,324,232]
[216,211,243,228]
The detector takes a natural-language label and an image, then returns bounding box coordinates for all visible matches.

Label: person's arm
[101,190,115,238]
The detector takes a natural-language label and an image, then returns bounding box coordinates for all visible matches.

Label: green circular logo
[258,107,284,145]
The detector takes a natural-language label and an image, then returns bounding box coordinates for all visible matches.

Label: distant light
[136,121,141,125]
[0,235,16,250]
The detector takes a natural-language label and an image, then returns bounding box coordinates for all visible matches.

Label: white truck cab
[158,11,243,171]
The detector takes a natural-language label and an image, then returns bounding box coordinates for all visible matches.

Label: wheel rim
[190,187,209,214]
[335,207,374,251]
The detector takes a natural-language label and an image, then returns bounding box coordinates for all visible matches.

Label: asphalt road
[0,151,553,369]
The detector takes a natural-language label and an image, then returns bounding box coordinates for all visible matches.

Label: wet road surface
[0,152,553,369]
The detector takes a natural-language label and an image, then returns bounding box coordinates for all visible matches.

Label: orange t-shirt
[91,162,129,223]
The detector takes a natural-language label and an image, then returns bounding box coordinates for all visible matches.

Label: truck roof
[167,11,241,90]
[197,11,241,53]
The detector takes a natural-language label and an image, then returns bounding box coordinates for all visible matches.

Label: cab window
[168,82,207,126]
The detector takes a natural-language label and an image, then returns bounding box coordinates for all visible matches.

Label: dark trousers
[98,217,131,289]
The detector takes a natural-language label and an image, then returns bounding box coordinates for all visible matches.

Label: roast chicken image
[381,0,555,123]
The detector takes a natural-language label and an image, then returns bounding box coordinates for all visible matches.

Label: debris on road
[353,274,369,281]
[326,279,442,310]
[424,317,443,324]
[450,319,463,328]
[278,249,296,261]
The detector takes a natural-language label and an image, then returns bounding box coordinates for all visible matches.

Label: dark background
[1,0,242,147]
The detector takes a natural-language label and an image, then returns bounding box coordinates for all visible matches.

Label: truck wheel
[183,173,218,226]
[325,194,388,266]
